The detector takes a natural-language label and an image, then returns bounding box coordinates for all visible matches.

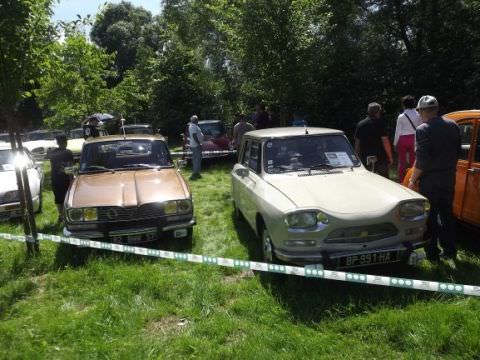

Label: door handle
[467,168,480,174]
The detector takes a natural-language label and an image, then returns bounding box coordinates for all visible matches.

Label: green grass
[1,161,480,359]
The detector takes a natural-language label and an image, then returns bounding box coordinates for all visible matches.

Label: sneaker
[440,252,457,261]
[189,173,199,181]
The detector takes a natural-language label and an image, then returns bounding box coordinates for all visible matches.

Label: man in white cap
[408,95,461,261]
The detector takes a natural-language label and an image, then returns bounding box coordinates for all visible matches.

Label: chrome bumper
[63,219,196,240]
[274,238,428,267]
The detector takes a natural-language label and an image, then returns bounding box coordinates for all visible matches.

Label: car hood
[265,169,423,214]
[68,168,189,208]
[23,140,57,151]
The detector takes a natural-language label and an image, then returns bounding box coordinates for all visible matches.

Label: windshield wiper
[120,164,163,170]
[308,162,334,170]
[82,165,114,173]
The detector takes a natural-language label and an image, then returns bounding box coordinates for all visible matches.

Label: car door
[453,121,474,218]
[232,139,251,215]
[460,119,480,226]
[242,141,263,227]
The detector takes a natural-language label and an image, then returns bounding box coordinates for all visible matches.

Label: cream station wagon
[231,127,430,269]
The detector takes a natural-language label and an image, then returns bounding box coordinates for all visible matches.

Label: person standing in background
[408,95,461,261]
[47,134,74,222]
[232,113,254,150]
[354,102,393,178]
[394,95,422,182]
[254,103,270,130]
[188,115,204,180]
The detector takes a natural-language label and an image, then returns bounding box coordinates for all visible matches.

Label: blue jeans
[191,146,202,175]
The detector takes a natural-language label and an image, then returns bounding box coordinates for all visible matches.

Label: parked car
[121,124,155,135]
[24,130,63,160]
[231,127,430,269]
[0,133,10,142]
[403,110,480,227]
[63,134,195,244]
[67,127,108,160]
[0,144,43,220]
[182,120,232,159]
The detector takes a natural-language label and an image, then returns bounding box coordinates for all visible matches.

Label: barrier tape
[170,150,237,157]
[1,232,480,297]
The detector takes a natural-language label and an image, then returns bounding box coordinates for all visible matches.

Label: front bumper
[274,238,428,269]
[63,218,196,243]
[0,196,40,220]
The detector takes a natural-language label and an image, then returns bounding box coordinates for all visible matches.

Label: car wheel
[37,188,43,213]
[261,227,275,263]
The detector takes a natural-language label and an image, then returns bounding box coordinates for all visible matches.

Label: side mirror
[235,168,249,178]
[64,165,79,176]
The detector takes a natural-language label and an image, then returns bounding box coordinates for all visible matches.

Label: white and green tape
[1,232,479,297]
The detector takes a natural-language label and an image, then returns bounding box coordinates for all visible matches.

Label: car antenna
[120,117,126,140]
[304,124,309,135]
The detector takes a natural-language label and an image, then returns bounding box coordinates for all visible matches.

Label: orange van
[403,110,480,227]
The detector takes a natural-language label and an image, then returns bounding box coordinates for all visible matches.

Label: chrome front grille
[325,223,398,244]
[98,204,164,222]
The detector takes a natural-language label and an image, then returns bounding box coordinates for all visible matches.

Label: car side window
[248,142,261,173]
[458,123,473,160]
[242,140,251,167]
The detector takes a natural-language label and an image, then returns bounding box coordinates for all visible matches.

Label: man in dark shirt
[408,95,461,261]
[354,102,393,177]
[47,134,74,221]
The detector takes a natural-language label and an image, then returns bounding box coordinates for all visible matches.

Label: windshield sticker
[325,152,354,167]
[266,142,273,148]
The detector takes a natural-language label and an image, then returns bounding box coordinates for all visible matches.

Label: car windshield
[264,134,361,173]
[123,127,152,135]
[70,129,84,139]
[80,140,172,172]
[199,122,225,137]
[0,150,32,171]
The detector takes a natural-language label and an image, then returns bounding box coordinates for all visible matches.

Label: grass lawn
[1,161,480,359]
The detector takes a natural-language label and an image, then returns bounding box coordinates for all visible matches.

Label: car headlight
[3,190,19,203]
[177,199,192,214]
[398,201,430,221]
[83,208,98,221]
[68,208,84,222]
[164,201,178,215]
[285,211,321,228]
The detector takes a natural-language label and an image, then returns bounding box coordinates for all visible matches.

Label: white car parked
[231,127,430,269]
[0,144,43,220]
[23,130,63,160]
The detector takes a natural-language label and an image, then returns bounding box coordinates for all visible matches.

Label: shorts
[52,178,70,204]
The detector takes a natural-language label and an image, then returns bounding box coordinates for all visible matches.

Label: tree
[91,1,153,79]
[35,34,115,129]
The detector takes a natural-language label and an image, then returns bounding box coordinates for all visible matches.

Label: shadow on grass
[53,233,193,270]
[233,210,480,323]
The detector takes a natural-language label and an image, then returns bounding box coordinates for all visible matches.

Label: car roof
[244,127,344,140]
[85,134,166,144]
[199,120,222,124]
[444,110,480,121]
[122,124,152,128]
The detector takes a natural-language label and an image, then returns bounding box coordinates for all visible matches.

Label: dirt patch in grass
[144,316,190,339]
[222,270,255,285]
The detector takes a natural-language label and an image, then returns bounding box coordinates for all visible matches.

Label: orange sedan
[403,110,480,227]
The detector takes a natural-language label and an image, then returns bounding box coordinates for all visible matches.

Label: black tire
[261,226,276,263]
[37,187,43,213]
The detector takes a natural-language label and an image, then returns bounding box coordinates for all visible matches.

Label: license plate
[337,250,400,268]
[127,234,143,243]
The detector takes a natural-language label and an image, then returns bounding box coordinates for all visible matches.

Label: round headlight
[285,212,318,228]
[177,200,192,214]
[68,208,84,222]
[399,201,427,220]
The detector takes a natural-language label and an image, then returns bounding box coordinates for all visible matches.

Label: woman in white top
[394,95,422,182]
